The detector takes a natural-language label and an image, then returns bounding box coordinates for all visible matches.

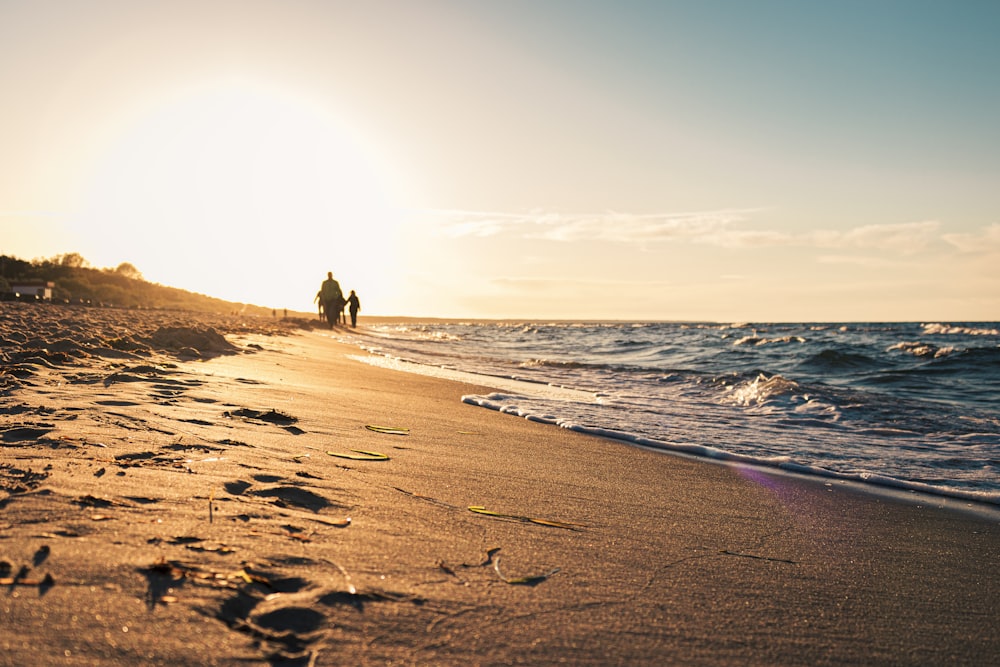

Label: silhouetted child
[347,290,360,327]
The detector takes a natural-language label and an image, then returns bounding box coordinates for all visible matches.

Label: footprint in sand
[213,577,327,660]
[1,426,54,443]
[32,545,51,566]
[224,408,305,434]
[250,486,335,512]
[224,480,253,495]
[254,606,326,633]
[217,438,252,448]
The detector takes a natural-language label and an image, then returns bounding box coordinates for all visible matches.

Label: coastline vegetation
[0,253,273,316]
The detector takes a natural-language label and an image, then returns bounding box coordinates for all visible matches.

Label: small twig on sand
[719,549,797,564]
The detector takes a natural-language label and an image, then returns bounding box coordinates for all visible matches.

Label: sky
[1,0,998,322]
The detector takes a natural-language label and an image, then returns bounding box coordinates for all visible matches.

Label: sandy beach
[1,303,997,666]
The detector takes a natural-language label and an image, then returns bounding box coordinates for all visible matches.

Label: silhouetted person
[335,294,347,325]
[346,290,360,328]
[318,272,343,329]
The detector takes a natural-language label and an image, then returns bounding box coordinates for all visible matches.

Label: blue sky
[2,0,998,320]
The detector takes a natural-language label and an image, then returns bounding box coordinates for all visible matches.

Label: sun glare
[76,81,402,311]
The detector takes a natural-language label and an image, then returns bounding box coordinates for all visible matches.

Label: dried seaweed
[0,572,54,588]
[393,487,459,509]
[468,505,586,531]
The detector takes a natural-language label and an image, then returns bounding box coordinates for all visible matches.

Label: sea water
[342,321,1000,507]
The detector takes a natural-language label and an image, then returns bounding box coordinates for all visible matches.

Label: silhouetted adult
[319,272,343,329]
[346,290,361,328]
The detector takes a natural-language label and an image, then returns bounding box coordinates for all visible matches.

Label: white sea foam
[888,341,954,358]
[347,354,595,402]
[733,335,806,346]
[723,373,801,407]
[923,322,1000,336]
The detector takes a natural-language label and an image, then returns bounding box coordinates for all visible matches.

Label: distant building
[9,280,54,300]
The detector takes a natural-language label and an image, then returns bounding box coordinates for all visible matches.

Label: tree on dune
[55,252,89,268]
[114,262,144,281]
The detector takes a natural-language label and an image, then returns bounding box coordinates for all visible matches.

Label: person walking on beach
[334,293,347,325]
[318,272,343,329]
[346,290,361,328]
[314,290,324,320]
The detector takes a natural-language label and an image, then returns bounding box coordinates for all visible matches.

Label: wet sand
[1,302,997,666]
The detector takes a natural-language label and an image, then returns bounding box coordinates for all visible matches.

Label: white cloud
[710,220,942,254]
[696,228,793,248]
[942,223,1000,253]
[811,221,941,254]
[421,209,977,256]
[427,208,760,243]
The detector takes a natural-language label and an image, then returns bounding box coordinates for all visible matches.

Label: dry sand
[1,302,997,666]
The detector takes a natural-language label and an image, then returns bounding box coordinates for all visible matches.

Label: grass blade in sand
[327,449,390,461]
[365,425,409,435]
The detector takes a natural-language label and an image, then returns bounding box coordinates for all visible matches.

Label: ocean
[340,321,1000,508]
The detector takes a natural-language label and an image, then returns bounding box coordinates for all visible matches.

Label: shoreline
[350,338,1000,517]
[356,315,1000,326]
[2,303,998,665]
